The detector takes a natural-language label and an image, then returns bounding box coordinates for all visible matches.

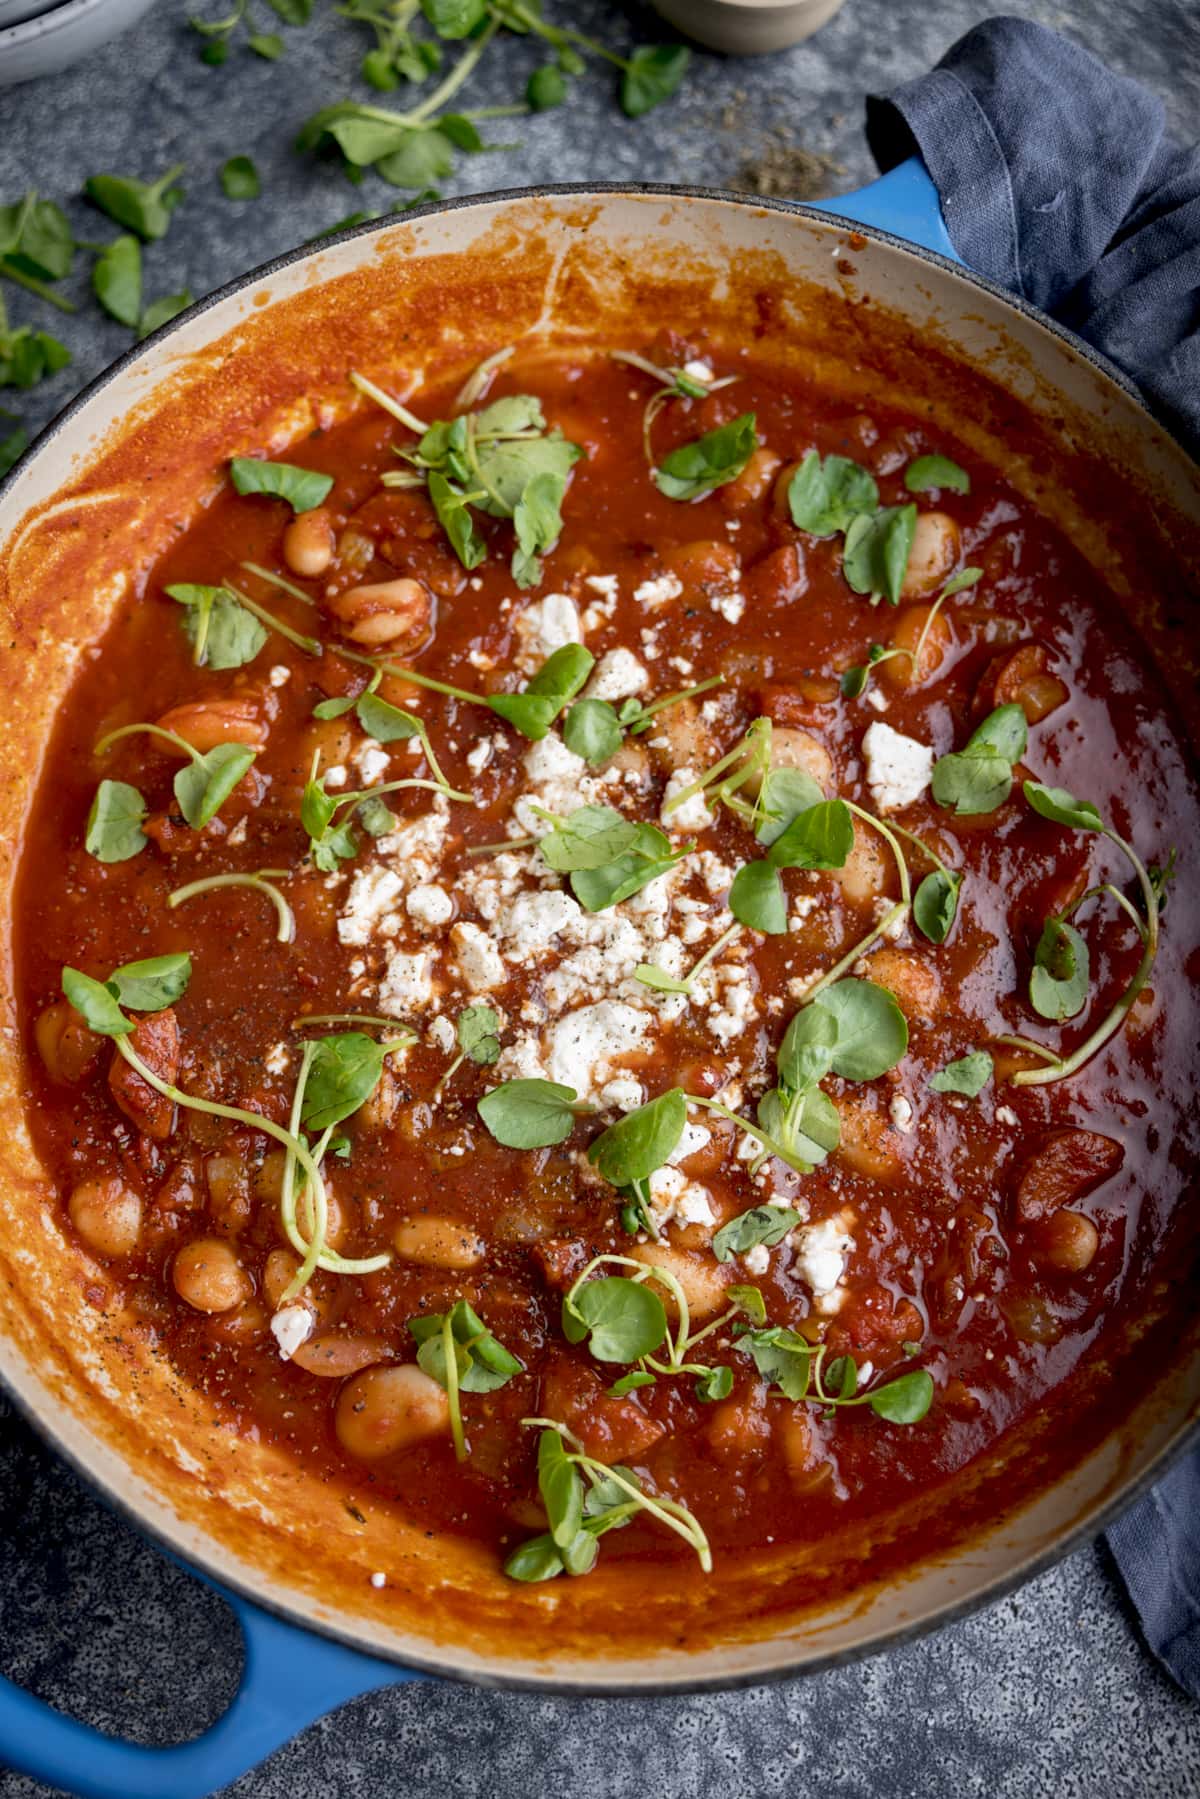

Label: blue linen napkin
[865,14,1200,459]
[867,16,1200,1699]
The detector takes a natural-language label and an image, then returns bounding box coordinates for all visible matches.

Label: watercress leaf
[813,977,908,1081]
[755,765,824,847]
[632,964,691,995]
[1023,781,1105,833]
[538,805,637,873]
[512,469,568,588]
[353,693,421,744]
[421,0,486,37]
[248,32,284,57]
[220,156,261,201]
[587,1088,686,1187]
[653,411,757,502]
[108,952,192,1011]
[826,1354,858,1399]
[563,697,624,766]
[563,1275,667,1363]
[528,63,567,110]
[313,694,358,720]
[0,418,28,477]
[173,742,255,829]
[302,1031,385,1131]
[767,798,854,871]
[695,1364,733,1402]
[325,115,411,165]
[503,1533,564,1582]
[620,44,690,118]
[757,1085,840,1167]
[300,769,337,839]
[415,1329,471,1390]
[377,129,458,189]
[264,0,311,20]
[478,1078,579,1149]
[904,454,970,495]
[457,1003,501,1065]
[92,235,142,328]
[534,1427,584,1548]
[737,1325,813,1401]
[931,745,1013,816]
[312,820,358,872]
[472,393,545,436]
[138,292,193,340]
[569,831,686,911]
[362,47,398,90]
[726,1284,766,1325]
[968,703,1027,765]
[7,198,74,282]
[167,584,267,670]
[913,868,960,943]
[488,643,594,741]
[1030,918,1090,1021]
[560,1529,599,1576]
[928,1050,993,1097]
[729,860,787,934]
[438,113,484,153]
[842,503,917,606]
[582,1467,639,1517]
[939,565,983,599]
[777,1002,839,1092]
[410,1299,522,1392]
[787,450,878,537]
[62,967,131,1038]
[356,795,395,837]
[229,456,333,514]
[85,164,184,241]
[85,779,147,862]
[712,1205,804,1264]
[868,1367,934,1423]
[474,432,583,519]
[427,470,487,570]
[608,1369,656,1397]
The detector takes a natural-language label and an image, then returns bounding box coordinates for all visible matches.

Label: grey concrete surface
[1,1,1198,1795]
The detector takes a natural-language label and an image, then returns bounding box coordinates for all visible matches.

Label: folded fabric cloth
[865,14,1200,458]
[867,15,1200,1699]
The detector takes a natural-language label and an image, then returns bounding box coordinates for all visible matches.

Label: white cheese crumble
[337,866,405,947]
[865,689,889,712]
[451,921,507,991]
[428,1015,457,1054]
[355,743,391,785]
[407,883,454,929]
[324,764,348,789]
[862,721,934,813]
[513,592,583,670]
[370,1571,387,1589]
[661,768,715,834]
[711,591,746,624]
[270,1304,314,1361]
[263,1042,290,1076]
[889,1093,915,1135]
[466,739,492,774]
[379,947,438,1014]
[666,1122,711,1166]
[647,1164,716,1231]
[634,573,683,610]
[743,1243,770,1276]
[682,359,714,383]
[793,1213,856,1312]
[268,664,291,688]
[542,1001,651,1105]
[585,648,648,702]
[996,1104,1019,1126]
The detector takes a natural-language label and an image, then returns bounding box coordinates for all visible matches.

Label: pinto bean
[68,1176,142,1258]
[1031,1209,1100,1273]
[1013,1129,1124,1223]
[834,834,891,905]
[742,725,833,800]
[392,1215,486,1270]
[645,697,714,772]
[836,1096,903,1183]
[173,1237,253,1313]
[35,1001,102,1084]
[878,602,952,691]
[663,539,741,591]
[325,577,433,650]
[334,1364,448,1459]
[900,511,960,598]
[989,644,1068,723]
[706,1390,771,1464]
[282,508,335,578]
[205,1152,251,1232]
[155,692,269,753]
[108,1010,180,1139]
[292,1332,392,1377]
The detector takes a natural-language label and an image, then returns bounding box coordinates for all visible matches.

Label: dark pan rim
[0,179,1197,1702]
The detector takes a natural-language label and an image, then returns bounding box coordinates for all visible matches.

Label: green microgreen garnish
[220,156,262,201]
[535,801,691,911]
[1029,917,1090,1020]
[230,456,333,513]
[138,292,193,340]
[342,641,592,745]
[586,1088,685,1189]
[928,1050,993,1097]
[787,449,930,606]
[92,235,141,328]
[300,750,465,871]
[312,672,458,793]
[85,163,185,241]
[433,1004,501,1098]
[735,1331,933,1424]
[562,674,725,768]
[842,505,918,607]
[610,350,738,466]
[711,1205,804,1263]
[729,794,854,934]
[476,1076,590,1148]
[503,1418,709,1583]
[904,454,970,495]
[652,411,758,502]
[84,779,148,862]
[931,703,1027,816]
[840,567,982,698]
[408,1299,524,1462]
[91,721,256,835]
[167,868,295,943]
[167,583,268,668]
[634,918,741,998]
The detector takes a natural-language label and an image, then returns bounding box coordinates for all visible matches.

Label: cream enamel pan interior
[1,188,1198,1689]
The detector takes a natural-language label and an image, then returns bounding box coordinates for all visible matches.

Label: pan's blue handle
[0,1571,420,1799]
[808,157,961,264]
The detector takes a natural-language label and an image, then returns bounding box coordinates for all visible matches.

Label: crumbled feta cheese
[647,1164,715,1230]
[865,689,889,712]
[355,743,391,785]
[263,1042,290,1076]
[585,648,648,703]
[743,1243,770,1276]
[634,573,683,611]
[543,1001,650,1105]
[792,1213,856,1304]
[496,888,585,955]
[996,1104,1019,1126]
[711,591,745,624]
[661,768,715,834]
[451,921,507,991]
[268,664,291,688]
[862,722,934,814]
[889,1093,915,1135]
[407,883,454,928]
[428,1015,457,1054]
[270,1304,314,1361]
[324,764,348,789]
[513,592,583,670]
[512,732,594,835]
[707,979,758,1047]
[466,739,492,774]
[790,895,820,928]
[370,1571,387,1589]
[226,817,248,847]
[337,866,405,947]
[599,1074,645,1112]
[682,359,714,384]
[667,1122,711,1166]
[584,574,619,603]
[379,947,438,1014]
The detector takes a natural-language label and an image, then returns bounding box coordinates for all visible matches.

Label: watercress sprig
[408,1298,523,1461]
[653,412,758,503]
[342,640,593,744]
[167,867,296,943]
[931,703,1027,816]
[89,721,257,847]
[610,350,738,466]
[535,801,692,911]
[300,751,464,871]
[840,567,982,698]
[562,674,724,768]
[433,1003,501,1098]
[736,1330,933,1424]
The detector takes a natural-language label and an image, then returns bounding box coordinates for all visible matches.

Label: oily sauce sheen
[15,340,1200,1576]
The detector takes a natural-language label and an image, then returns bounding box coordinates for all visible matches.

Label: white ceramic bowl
[0,0,157,85]
[651,0,847,54]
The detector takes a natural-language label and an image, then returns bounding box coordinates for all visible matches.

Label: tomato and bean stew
[17,336,1200,1586]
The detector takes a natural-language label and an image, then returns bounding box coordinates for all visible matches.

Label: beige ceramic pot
[0,173,1196,1797]
[651,0,846,54]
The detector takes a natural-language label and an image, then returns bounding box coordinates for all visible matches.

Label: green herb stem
[442,1308,467,1461]
[239,560,318,607]
[168,868,295,943]
[798,902,909,1004]
[628,674,725,735]
[0,258,77,313]
[409,16,500,122]
[95,721,203,765]
[224,583,323,656]
[349,369,429,433]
